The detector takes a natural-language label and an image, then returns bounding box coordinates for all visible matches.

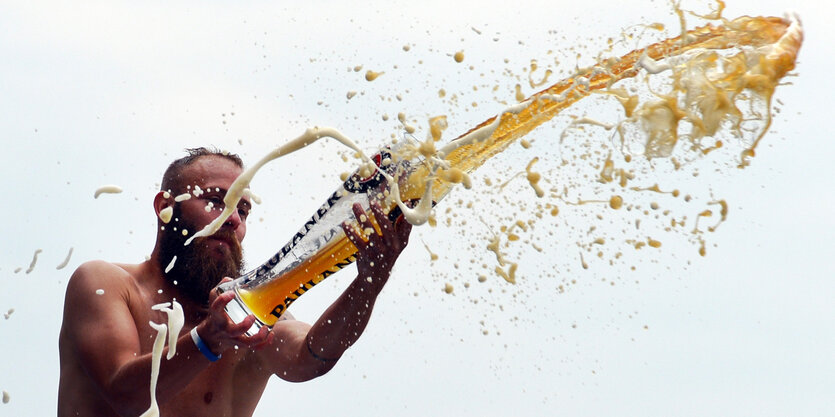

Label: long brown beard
[158,215,244,305]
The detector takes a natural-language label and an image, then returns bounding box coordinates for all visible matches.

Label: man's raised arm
[257,200,412,381]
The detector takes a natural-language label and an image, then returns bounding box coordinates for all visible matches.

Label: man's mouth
[210,235,235,247]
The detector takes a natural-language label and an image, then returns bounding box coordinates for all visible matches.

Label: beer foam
[55,247,74,270]
[152,301,185,359]
[184,125,444,243]
[525,158,545,198]
[94,185,122,199]
[398,112,417,134]
[95,289,104,295]
[635,53,672,74]
[140,300,184,417]
[174,193,191,202]
[159,206,173,224]
[448,13,800,280]
[189,10,801,318]
[243,188,262,205]
[24,249,42,274]
[528,59,554,88]
[164,256,177,273]
[2,390,8,404]
[422,241,439,261]
[365,70,383,81]
[3,309,13,320]
[138,321,166,417]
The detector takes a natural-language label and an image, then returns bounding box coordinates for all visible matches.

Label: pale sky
[1,1,833,416]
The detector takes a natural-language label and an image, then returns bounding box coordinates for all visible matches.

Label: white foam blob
[25,249,42,274]
[55,247,74,270]
[164,256,177,274]
[159,207,173,224]
[94,185,123,199]
[140,300,184,416]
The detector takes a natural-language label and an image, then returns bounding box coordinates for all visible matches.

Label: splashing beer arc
[200,14,801,331]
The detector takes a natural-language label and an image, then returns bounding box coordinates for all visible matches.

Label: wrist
[357,265,390,284]
[190,326,222,362]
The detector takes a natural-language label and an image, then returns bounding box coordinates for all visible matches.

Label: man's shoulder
[66,260,138,295]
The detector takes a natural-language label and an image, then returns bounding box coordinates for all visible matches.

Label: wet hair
[161,147,244,194]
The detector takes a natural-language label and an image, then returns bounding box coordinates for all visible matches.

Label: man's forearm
[299,200,410,366]
[305,270,389,361]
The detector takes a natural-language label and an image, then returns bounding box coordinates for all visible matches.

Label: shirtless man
[57,148,412,416]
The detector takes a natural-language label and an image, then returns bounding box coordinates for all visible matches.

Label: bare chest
[128,302,269,416]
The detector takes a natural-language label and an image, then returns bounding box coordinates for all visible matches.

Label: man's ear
[153,191,172,218]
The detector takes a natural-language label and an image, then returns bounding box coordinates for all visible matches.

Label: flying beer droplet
[365,70,383,81]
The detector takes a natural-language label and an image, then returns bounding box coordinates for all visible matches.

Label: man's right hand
[197,284,273,356]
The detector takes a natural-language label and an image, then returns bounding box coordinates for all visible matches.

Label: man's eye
[238,208,250,219]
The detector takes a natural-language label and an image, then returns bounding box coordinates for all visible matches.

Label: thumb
[209,277,235,304]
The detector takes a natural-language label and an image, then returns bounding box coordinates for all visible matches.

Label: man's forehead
[180,155,242,185]
[176,156,252,205]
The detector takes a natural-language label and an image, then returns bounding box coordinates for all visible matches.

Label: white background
[1,0,833,416]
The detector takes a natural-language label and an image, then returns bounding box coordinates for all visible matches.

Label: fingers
[341,218,363,248]
[251,326,275,350]
[369,200,411,251]
[368,201,390,233]
[201,312,271,354]
[230,314,257,335]
[343,202,379,245]
[353,202,379,238]
[344,199,412,259]
[210,290,236,315]
[202,290,273,350]
[232,317,271,348]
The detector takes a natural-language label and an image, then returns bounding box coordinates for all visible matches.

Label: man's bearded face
[158,205,244,305]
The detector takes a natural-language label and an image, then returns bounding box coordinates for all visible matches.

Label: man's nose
[224,209,242,230]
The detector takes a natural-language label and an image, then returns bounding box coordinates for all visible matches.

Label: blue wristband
[190,327,221,362]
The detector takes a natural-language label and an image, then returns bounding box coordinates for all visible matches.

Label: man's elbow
[275,360,336,383]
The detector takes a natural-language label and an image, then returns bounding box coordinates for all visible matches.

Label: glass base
[223,291,263,337]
